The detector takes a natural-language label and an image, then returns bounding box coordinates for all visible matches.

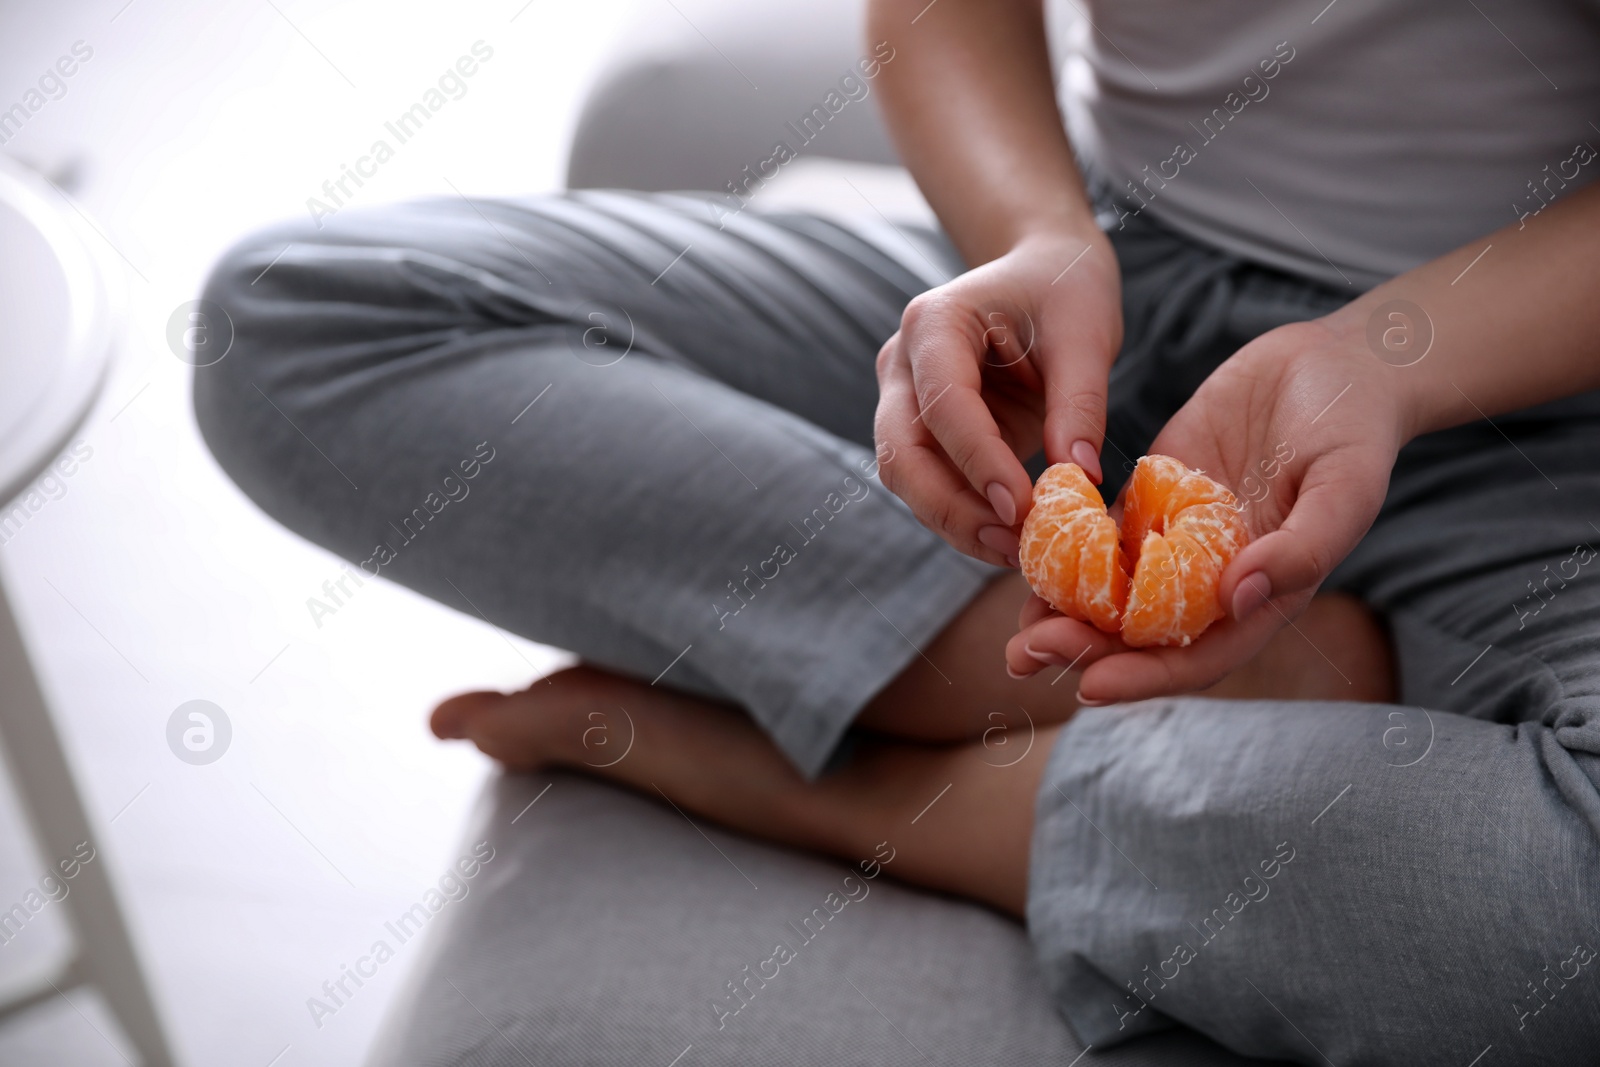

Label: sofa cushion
[366,772,1277,1067]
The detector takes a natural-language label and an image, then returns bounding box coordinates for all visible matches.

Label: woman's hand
[873,228,1123,567]
[1004,179,1600,703]
[867,0,1118,567]
[1005,317,1409,702]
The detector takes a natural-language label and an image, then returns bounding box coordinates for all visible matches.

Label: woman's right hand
[873,226,1123,567]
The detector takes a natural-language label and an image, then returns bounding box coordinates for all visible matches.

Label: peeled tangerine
[1018,456,1249,648]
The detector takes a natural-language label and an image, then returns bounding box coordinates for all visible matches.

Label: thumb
[1221,460,1387,620]
[1042,358,1110,486]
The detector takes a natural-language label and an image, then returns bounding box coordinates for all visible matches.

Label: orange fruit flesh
[1018,456,1249,647]
[1017,463,1128,634]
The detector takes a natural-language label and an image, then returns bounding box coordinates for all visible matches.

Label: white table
[0,154,177,1065]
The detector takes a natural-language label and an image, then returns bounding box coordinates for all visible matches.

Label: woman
[196,0,1600,1060]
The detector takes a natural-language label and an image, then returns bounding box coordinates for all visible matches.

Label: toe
[456,698,558,771]
[430,690,508,740]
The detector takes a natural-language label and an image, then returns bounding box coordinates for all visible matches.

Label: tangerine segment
[1017,457,1250,649]
[1121,455,1239,564]
[1018,463,1128,634]
[1119,457,1248,647]
[1122,528,1223,648]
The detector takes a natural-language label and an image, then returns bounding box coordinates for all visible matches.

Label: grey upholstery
[565,0,899,192]
[367,773,1275,1066]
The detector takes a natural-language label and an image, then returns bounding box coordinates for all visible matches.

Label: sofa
[365,3,1281,1063]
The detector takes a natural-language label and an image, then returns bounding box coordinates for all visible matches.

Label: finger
[877,369,1017,566]
[987,388,1048,461]
[1039,328,1111,485]
[1017,592,1056,629]
[900,295,1034,526]
[1004,614,1124,678]
[1075,604,1290,702]
[1220,456,1387,621]
[885,443,1015,566]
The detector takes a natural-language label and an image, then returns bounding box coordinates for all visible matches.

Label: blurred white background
[0,0,638,1062]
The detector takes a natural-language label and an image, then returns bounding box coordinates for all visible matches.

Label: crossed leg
[432,573,1395,917]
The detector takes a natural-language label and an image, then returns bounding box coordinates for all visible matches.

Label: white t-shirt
[1057,0,1600,289]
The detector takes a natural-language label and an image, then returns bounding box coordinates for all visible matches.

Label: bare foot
[431,665,674,772]
[1204,591,1396,703]
[427,591,1395,921]
[437,662,1047,917]
[854,570,1075,740]
[434,589,1395,772]
[854,573,1397,742]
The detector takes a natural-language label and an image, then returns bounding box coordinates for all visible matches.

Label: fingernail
[1006,663,1033,680]
[985,482,1017,526]
[1070,439,1103,483]
[1232,572,1273,621]
[978,524,1020,558]
[1074,689,1109,708]
[1024,643,1069,668]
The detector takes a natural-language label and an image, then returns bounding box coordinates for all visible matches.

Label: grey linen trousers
[195,190,1600,1065]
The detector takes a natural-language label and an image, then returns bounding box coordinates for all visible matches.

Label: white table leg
[0,576,178,1066]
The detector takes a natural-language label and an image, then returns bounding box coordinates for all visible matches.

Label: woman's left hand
[1005,317,1408,702]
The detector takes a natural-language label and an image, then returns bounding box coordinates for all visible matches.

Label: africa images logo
[166,700,232,765]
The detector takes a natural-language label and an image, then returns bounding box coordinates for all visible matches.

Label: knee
[189,220,334,514]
